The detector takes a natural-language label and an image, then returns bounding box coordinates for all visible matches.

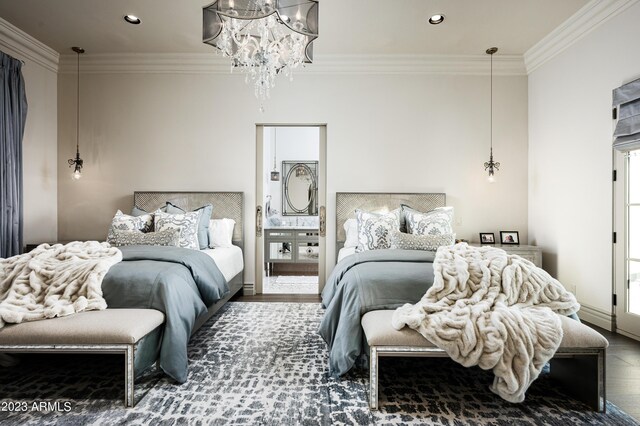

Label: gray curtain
[613,77,640,152]
[0,51,28,258]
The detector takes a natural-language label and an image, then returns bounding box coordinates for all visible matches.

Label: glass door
[616,149,640,338]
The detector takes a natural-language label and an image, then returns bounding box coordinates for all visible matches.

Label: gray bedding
[101,245,229,383]
[319,249,436,376]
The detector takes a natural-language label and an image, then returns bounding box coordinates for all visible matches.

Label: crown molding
[0,17,59,73]
[57,53,526,76]
[524,0,638,74]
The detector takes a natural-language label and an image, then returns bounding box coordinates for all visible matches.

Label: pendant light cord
[490,51,493,154]
[76,50,80,157]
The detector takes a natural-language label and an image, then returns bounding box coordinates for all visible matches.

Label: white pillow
[154,210,200,250]
[208,218,236,248]
[343,219,359,249]
[403,206,454,236]
[107,210,153,244]
[356,208,401,252]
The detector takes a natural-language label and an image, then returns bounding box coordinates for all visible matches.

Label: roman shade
[613,77,640,152]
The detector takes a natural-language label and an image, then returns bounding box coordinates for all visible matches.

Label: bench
[0,309,164,407]
[362,310,609,412]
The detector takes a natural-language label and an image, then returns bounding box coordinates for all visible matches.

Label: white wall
[528,2,640,327]
[57,70,529,287]
[0,22,58,246]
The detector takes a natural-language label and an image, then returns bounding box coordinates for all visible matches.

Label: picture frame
[479,233,495,245]
[500,231,520,245]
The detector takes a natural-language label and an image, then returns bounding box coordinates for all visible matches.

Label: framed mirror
[282,161,318,216]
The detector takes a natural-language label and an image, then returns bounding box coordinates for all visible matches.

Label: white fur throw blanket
[0,241,122,329]
[392,243,580,403]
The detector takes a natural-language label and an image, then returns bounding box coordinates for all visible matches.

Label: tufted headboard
[133,191,244,248]
[335,192,446,252]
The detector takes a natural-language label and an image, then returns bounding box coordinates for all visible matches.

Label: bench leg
[125,344,135,408]
[549,350,606,413]
[369,346,379,410]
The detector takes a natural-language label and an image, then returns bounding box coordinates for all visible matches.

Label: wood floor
[235,294,640,421]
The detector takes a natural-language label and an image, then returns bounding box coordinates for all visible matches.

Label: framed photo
[500,231,520,245]
[479,233,495,245]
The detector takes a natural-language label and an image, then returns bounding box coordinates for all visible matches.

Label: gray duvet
[101,246,228,383]
[319,249,436,376]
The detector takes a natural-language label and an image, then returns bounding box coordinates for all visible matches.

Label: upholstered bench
[0,309,164,407]
[361,310,609,412]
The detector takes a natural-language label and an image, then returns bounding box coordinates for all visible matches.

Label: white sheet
[202,245,244,282]
[337,246,357,263]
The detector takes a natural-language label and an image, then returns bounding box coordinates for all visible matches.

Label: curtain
[613,77,640,152]
[0,51,28,258]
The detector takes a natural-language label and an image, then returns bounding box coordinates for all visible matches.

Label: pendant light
[68,46,85,180]
[270,129,280,181]
[484,47,500,183]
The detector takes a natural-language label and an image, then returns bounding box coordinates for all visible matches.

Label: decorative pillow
[389,230,455,251]
[403,206,454,236]
[107,210,154,243]
[166,202,213,250]
[111,229,180,247]
[355,209,401,252]
[154,211,200,250]
[208,218,236,248]
[343,219,359,249]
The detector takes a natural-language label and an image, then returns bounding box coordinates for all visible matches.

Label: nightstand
[470,244,542,268]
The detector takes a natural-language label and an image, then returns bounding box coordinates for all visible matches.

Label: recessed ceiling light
[429,14,445,25]
[124,15,141,25]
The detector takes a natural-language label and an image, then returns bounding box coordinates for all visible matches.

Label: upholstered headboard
[335,192,446,252]
[133,191,244,247]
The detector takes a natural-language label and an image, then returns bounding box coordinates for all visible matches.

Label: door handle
[319,205,326,237]
[256,205,262,237]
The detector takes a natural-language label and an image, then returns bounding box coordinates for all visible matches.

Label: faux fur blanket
[0,241,122,329]
[392,243,580,403]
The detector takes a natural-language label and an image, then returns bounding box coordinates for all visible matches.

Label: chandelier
[203,0,319,102]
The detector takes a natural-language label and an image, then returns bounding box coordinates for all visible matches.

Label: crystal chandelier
[203,0,319,102]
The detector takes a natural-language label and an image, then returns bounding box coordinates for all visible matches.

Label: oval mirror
[282,161,318,215]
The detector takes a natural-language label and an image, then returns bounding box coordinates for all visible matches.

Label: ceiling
[0,0,588,56]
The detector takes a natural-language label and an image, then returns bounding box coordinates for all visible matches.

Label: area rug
[0,302,637,425]
[263,276,318,294]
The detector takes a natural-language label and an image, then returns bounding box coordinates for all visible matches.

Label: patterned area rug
[263,276,318,294]
[0,302,637,425]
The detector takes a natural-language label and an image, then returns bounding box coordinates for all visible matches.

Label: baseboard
[243,282,255,296]
[578,303,613,331]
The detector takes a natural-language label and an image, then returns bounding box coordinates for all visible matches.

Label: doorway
[615,149,640,338]
[255,125,327,295]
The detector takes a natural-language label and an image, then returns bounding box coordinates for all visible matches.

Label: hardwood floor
[585,322,640,421]
[234,294,640,421]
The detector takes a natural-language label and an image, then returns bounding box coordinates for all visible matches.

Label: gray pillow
[165,202,213,250]
[389,230,455,251]
[112,229,180,247]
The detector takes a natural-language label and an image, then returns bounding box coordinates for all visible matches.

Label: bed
[319,192,446,376]
[103,191,245,382]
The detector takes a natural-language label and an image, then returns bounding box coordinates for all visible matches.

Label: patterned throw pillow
[111,229,181,247]
[355,209,401,252]
[165,202,213,250]
[389,230,455,251]
[403,206,454,236]
[154,211,200,250]
[107,210,154,244]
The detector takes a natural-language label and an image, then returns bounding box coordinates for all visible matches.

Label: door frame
[255,123,327,295]
[614,149,640,339]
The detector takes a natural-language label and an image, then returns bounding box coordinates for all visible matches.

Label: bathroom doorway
[255,125,327,295]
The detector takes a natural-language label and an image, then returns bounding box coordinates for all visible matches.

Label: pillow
[166,202,213,250]
[403,206,454,236]
[343,218,359,249]
[389,230,455,251]
[208,218,236,248]
[111,229,180,247]
[154,210,200,250]
[355,208,401,252]
[107,210,153,243]
[131,205,166,218]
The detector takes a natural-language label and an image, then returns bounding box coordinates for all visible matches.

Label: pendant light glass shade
[270,129,280,181]
[68,46,85,180]
[484,47,500,183]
